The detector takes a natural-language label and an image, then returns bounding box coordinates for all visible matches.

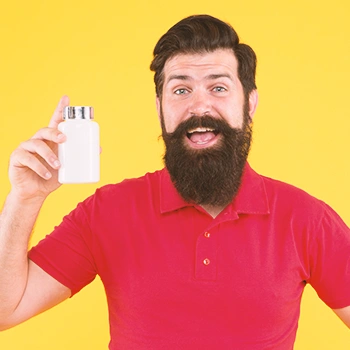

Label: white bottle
[58,106,100,184]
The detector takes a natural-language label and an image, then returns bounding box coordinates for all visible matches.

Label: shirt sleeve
[307,202,350,309]
[28,196,97,296]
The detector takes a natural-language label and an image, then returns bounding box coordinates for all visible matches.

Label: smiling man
[158,49,256,216]
[0,14,349,350]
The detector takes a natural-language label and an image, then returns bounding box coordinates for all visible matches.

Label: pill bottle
[58,106,100,183]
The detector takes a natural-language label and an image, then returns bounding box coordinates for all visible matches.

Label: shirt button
[204,232,211,238]
[203,258,210,265]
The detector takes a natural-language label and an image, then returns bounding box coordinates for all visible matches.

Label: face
[157,48,258,148]
[157,49,258,207]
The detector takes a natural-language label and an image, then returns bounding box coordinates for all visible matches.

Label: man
[0,14,349,349]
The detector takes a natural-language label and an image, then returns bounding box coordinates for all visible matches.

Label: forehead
[163,49,239,79]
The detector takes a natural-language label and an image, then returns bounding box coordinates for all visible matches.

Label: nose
[188,90,212,117]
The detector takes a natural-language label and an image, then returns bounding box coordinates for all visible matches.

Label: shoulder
[96,169,163,197]
[79,169,164,212]
[261,174,322,206]
[259,172,347,229]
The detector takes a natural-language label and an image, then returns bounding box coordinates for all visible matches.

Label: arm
[333,306,350,329]
[0,96,71,330]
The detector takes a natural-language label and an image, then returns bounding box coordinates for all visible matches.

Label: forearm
[0,191,45,318]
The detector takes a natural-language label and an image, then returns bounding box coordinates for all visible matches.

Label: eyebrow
[206,74,233,81]
[166,74,191,83]
[166,73,233,84]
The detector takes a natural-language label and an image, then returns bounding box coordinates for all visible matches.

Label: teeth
[187,127,214,134]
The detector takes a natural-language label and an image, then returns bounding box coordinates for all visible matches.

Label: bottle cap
[63,106,94,120]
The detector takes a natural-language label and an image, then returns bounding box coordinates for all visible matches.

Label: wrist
[6,190,47,209]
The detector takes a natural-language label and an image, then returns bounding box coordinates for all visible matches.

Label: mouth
[186,127,220,149]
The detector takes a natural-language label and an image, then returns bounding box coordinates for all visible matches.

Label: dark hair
[150,14,257,98]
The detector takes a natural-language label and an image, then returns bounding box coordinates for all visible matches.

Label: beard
[161,108,252,207]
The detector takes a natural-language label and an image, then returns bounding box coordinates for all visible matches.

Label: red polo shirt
[29,164,350,349]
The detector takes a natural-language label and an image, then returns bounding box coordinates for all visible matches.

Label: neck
[200,204,227,218]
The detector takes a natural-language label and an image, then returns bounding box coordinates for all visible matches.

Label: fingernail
[53,160,61,168]
[45,172,52,179]
[57,133,65,140]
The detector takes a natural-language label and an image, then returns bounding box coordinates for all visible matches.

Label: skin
[157,49,258,217]
[156,49,258,134]
[0,50,348,332]
[0,96,71,330]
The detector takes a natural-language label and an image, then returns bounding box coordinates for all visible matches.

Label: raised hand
[8,96,69,200]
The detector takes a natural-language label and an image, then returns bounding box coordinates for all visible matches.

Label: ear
[156,96,161,124]
[248,89,258,120]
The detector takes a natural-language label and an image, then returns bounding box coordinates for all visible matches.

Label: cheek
[163,117,179,134]
[161,102,186,134]
[217,103,244,129]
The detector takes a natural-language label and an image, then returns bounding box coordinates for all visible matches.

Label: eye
[174,88,188,95]
[213,86,227,92]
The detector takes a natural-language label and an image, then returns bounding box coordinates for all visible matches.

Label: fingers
[8,97,69,183]
[10,148,54,180]
[31,127,66,143]
[11,127,65,180]
[22,127,66,179]
[11,139,61,179]
[48,95,70,129]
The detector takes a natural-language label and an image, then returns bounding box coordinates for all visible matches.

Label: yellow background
[0,0,349,349]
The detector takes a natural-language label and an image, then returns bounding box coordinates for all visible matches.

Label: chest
[95,208,307,337]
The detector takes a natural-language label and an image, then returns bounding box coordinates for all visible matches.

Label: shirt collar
[159,163,270,215]
[160,168,191,213]
[232,163,270,215]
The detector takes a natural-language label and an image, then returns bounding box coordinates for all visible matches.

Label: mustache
[163,115,239,139]
[162,113,252,206]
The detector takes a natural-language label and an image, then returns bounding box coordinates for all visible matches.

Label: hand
[8,96,70,201]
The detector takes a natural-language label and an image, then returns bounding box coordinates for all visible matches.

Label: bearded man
[0,14,349,350]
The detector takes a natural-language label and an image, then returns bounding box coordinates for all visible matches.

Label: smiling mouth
[186,127,220,147]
